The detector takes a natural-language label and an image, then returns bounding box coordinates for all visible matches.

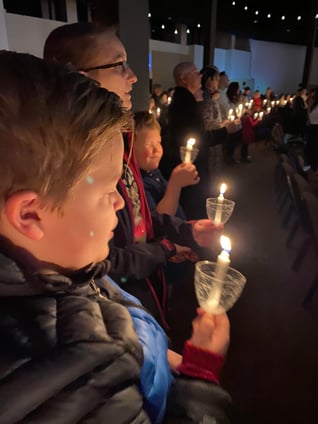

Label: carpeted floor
[167,141,318,424]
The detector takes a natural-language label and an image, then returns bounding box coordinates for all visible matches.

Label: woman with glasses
[43,22,231,424]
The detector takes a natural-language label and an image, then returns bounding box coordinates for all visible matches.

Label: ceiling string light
[230,0,316,23]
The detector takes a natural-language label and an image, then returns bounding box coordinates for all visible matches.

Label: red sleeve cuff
[159,238,176,256]
[176,340,225,384]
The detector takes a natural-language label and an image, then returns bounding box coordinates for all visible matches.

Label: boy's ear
[4,192,44,240]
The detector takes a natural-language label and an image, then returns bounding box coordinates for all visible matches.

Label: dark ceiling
[149,0,318,46]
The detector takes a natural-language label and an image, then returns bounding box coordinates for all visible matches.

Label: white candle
[259,111,264,120]
[237,103,243,118]
[156,107,161,117]
[215,235,231,283]
[214,183,227,224]
[205,235,231,312]
[184,137,196,163]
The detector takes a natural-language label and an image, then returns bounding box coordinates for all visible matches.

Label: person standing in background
[164,61,208,219]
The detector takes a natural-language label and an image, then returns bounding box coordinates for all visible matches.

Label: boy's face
[36,134,124,269]
[90,33,137,110]
[134,128,163,172]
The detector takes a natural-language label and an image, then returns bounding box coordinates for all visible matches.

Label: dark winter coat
[0,246,232,424]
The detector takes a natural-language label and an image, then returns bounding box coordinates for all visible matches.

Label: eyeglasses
[80,61,129,73]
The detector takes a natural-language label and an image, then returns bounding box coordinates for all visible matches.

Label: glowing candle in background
[214,183,227,224]
[237,103,243,118]
[259,111,264,120]
[156,107,161,118]
[184,137,196,163]
[205,235,232,312]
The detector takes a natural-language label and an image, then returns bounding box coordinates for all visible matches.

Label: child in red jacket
[241,110,260,162]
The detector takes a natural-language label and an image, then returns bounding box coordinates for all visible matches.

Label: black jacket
[163,86,209,219]
[0,248,232,424]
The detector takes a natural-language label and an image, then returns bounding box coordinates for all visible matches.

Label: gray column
[118,0,149,111]
[0,0,8,50]
[177,23,187,46]
[203,0,217,66]
[302,0,318,88]
[66,0,77,23]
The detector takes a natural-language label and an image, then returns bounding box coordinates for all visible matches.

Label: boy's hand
[168,243,192,263]
[170,163,200,188]
[192,219,223,247]
[190,307,230,355]
[168,244,199,263]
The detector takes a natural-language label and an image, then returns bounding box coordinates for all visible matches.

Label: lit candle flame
[220,235,231,252]
[220,183,227,195]
[186,138,196,149]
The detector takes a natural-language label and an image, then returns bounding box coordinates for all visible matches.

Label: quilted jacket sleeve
[164,376,232,424]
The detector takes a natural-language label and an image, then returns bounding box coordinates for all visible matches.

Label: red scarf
[121,131,154,242]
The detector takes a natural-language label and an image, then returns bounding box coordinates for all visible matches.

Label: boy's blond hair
[133,111,161,135]
[0,50,131,210]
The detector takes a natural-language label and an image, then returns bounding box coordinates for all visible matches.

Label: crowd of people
[0,23,231,424]
[1,18,318,424]
[151,65,318,184]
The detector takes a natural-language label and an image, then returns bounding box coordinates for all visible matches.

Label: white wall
[5,13,63,57]
[250,39,306,95]
[0,2,8,49]
[150,39,204,89]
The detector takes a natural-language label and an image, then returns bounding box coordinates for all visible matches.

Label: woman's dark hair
[226,81,240,104]
[200,66,219,89]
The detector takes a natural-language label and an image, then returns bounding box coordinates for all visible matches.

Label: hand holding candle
[214,183,227,224]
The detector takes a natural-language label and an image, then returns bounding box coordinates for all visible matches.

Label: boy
[133,110,200,219]
[0,50,231,423]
